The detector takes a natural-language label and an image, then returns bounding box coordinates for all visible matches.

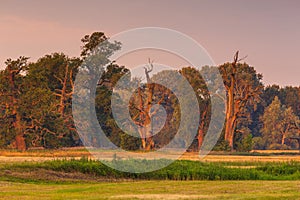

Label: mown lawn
[0,180,299,200]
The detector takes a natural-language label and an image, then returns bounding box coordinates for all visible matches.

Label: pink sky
[1,0,300,86]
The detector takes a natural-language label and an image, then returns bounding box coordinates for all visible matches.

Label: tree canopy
[0,32,299,152]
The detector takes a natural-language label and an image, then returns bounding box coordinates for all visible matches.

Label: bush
[213,140,231,151]
[120,133,141,151]
[252,137,265,150]
[236,134,253,152]
[269,143,290,150]
[43,133,61,149]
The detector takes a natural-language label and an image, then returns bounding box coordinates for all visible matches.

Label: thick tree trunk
[9,71,26,150]
[15,135,26,151]
[224,81,236,150]
[225,114,237,150]
[197,110,208,150]
[14,112,26,151]
[197,129,204,150]
[13,100,26,150]
[224,52,239,151]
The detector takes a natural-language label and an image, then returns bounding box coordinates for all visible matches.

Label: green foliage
[236,133,253,152]
[0,123,15,148]
[5,159,300,181]
[213,140,231,151]
[252,137,265,150]
[260,96,299,149]
[120,133,141,151]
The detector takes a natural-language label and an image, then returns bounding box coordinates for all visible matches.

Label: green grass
[2,158,300,182]
[0,159,299,199]
[0,180,299,200]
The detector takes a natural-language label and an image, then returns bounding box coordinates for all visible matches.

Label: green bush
[252,137,265,150]
[213,140,231,151]
[236,134,253,152]
[120,133,141,151]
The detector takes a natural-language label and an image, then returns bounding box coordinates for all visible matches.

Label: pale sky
[1,0,300,86]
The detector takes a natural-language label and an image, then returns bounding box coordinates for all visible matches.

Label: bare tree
[130,59,165,150]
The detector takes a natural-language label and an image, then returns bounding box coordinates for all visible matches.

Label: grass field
[0,180,299,199]
[0,150,299,199]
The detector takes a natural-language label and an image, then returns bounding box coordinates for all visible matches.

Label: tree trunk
[13,104,26,151]
[137,84,155,150]
[224,81,235,150]
[9,70,26,151]
[135,63,155,150]
[197,129,204,150]
[197,109,207,150]
[56,64,70,117]
[281,133,286,145]
[15,134,26,151]
[144,82,155,150]
[224,52,239,150]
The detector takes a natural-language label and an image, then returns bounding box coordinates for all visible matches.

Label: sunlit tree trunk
[7,61,27,150]
[197,110,208,150]
[224,52,238,150]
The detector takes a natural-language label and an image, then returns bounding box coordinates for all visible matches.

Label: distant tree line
[0,32,299,151]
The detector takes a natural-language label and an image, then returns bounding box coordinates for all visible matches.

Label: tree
[260,96,299,149]
[219,51,263,150]
[0,57,29,150]
[129,60,160,150]
[75,32,122,148]
[250,84,281,140]
[179,67,211,151]
[262,85,280,106]
[149,70,181,149]
[95,63,130,147]
[25,53,81,148]
[279,86,300,118]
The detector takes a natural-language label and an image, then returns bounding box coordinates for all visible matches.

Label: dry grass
[251,150,300,154]
[0,148,90,157]
[0,149,299,163]
[180,152,300,162]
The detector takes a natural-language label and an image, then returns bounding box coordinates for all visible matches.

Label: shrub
[236,134,253,152]
[120,133,141,151]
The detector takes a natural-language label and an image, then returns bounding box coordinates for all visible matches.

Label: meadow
[0,150,299,199]
[0,180,299,200]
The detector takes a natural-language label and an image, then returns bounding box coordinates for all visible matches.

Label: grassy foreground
[0,180,299,200]
[0,155,299,199]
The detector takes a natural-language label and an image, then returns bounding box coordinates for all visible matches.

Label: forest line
[0,32,299,152]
